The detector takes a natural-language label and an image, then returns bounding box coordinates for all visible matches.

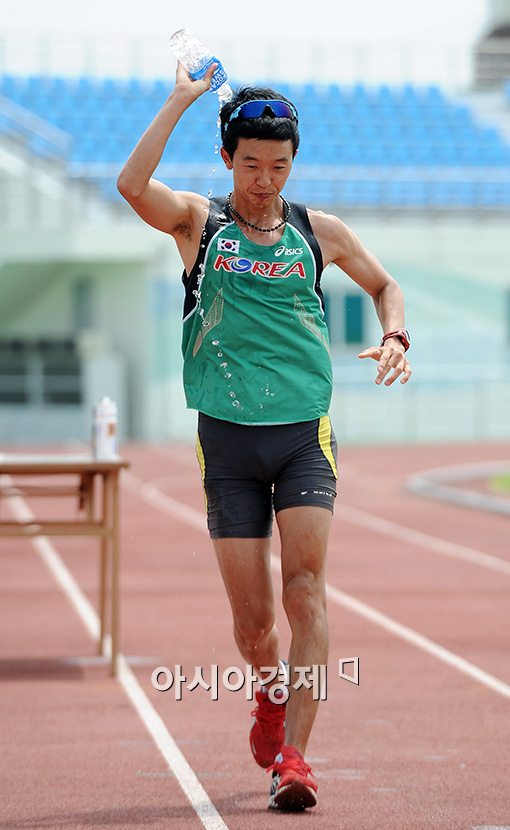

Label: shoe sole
[268,779,317,811]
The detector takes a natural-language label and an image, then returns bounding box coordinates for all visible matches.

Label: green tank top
[181,196,332,424]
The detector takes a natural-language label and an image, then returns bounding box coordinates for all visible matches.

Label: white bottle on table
[92,396,119,460]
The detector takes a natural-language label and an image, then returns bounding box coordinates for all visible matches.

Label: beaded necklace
[227,192,291,233]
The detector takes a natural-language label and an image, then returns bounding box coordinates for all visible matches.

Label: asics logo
[275,245,304,256]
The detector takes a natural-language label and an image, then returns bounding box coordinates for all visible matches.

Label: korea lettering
[213,254,306,279]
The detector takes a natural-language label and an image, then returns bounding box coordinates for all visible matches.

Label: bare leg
[276,505,331,756]
[212,536,280,684]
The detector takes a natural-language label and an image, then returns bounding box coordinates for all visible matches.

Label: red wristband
[380,329,410,351]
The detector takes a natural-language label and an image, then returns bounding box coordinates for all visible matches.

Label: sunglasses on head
[225,99,299,127]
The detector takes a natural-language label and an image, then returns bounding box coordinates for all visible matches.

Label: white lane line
[322,581,510,700]
[408,460,510,482]
[124,472,510,702]
[407,460,510,517]
[2,475,228,830]
[1,476,100,641]
[117,657,228,830]
[334,503,510,576]
[152,446,510,576]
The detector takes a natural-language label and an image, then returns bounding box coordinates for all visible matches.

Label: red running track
[1,440,509,829]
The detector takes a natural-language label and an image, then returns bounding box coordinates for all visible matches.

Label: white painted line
[156,444,200,466]
[124,473,510,702]
[2,475,228,830]
[117,654,228,830]
[61,655,162,667]
[320,578,510,700]
[335,503,510,576]
[1,477,100,641]
[122,472,208,532]
[151,447,510,576]
[409,479,510,516]
[409,460,510,482]
[407,460,510,517]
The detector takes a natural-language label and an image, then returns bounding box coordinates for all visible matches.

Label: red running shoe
[249,689,286,768]
[267,745,318,811]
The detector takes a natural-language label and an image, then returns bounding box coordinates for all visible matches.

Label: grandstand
[1,24,510,446]
[1,73,510,208]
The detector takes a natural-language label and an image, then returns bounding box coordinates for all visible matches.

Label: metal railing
[0,93,71,160]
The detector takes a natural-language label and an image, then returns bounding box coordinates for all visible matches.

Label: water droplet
[220,362,228,369]
[207,188,213,198]
[225,372,232,378]
[232,400,240,407]
[229,391,236,398]
[212,340,220,346]
[217,351,223,357]
[270,392,275,397]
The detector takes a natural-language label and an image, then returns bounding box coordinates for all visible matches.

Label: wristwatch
[380,329,411,351]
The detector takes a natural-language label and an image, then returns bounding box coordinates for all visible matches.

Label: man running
[118,61,412,811]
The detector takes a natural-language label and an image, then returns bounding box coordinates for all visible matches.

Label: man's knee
[282,571,326,624]
[234,614,274,654]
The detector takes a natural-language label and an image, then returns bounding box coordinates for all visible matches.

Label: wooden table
[0,453,129,676]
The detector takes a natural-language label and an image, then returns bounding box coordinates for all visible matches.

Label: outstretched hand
[358,342,412,386]
[174,60,218,101]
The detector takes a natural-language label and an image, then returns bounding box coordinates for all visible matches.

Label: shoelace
[266,756,315,780]
[250,696,286,737]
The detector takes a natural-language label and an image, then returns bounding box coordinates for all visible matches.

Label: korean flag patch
[217,237,240,253]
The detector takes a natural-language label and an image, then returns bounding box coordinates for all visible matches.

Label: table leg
[98,473,110,656]
[86,474,95,521]
[110,470,120,677]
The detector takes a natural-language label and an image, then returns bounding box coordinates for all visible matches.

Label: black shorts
[195,412,338,538]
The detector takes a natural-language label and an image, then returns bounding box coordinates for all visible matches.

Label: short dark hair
[220,86,300,158]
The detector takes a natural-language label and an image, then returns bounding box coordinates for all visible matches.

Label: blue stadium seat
[3,73,510,208]
[477,182,505,206]
[0,73,20,97]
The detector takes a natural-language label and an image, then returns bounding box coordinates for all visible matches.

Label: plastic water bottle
[92,396,119,460]
[169,28,233,103]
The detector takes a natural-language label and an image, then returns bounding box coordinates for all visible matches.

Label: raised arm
[117,62,215,236]
[310,210,412,386]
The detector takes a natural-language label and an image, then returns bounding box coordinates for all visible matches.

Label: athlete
[118,61,412,811]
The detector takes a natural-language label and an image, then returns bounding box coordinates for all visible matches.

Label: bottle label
[189,56,228,91]
[92,417,118,460]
